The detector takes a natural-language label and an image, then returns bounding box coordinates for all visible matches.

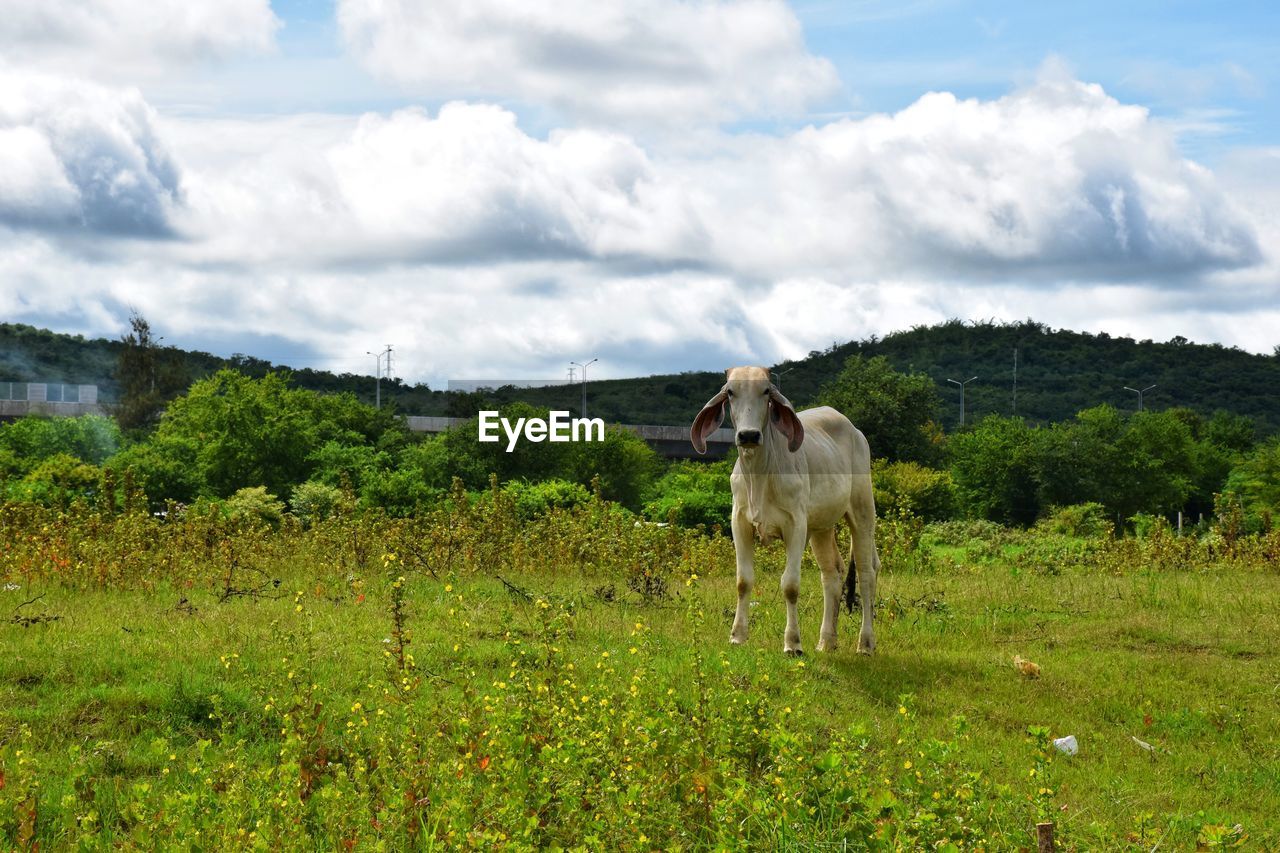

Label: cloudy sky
[2,0,1278,386]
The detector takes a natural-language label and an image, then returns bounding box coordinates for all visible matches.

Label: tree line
[1,347,1275,535]
[6,317,1280,431]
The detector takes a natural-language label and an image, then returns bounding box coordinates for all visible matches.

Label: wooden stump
[1036,821,1055,852]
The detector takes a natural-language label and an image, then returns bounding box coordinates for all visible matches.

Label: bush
[0,415,121,473]
[358,439,452,515]
[5,453,101,507]
[643,460,734,531]
[568,428,661,511]
[105,436,204,510]
[0,447,21,483]
[308,441,391,494]
[1224,438,1280,531]
[223,486,286,529]
[500,479,592,521]
[923,518,1008,548]
[1038,502,1112,538]
[872,459,955,521]
[290,481,345,526]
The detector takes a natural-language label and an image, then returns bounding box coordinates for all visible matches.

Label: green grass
[2,512,1278,849]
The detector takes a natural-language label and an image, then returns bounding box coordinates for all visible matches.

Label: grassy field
[2,501,1278,849]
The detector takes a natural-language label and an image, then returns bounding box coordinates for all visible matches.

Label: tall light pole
[1012,347,1018,414]
[947,375,978,428]
[367,344,392,408]
[771,366,796,389]
[570,358,597,417]
[1123,384,1156,411]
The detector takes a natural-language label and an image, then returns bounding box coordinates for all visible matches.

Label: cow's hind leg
[848,505,878,655]
[810,528,842,652]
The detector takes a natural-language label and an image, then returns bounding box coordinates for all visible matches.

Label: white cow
[691,366,879,655]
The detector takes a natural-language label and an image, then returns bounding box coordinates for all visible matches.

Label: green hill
[496,319,1280,433]
[4,319,1278,433]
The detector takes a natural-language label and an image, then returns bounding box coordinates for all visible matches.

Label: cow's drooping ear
[691,387,730,455]
[768,384,804,452]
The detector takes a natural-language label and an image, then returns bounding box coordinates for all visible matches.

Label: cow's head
[690,366,803,455]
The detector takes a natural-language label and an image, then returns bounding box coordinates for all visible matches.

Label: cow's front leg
[781,521,806,655]
[729,508,755,645]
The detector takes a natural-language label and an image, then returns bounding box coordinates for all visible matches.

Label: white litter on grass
[1131,735,1155,752]
[1053,735,1078,755]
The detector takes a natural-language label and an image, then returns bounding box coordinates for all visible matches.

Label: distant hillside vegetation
[770,319,1280,432]
[0,323,439,413]
[4,319,1278,432]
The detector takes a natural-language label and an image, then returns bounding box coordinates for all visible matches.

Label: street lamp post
[570,358,598,418]
[771,367,796,389]
[367,345,392,408]
[367,350,385,409]
[947,376,979,428]
[1123,384,1157,411]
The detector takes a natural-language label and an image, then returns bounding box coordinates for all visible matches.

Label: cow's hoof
[857,632,876,656]
[816,635,837,653]
[784,647,805,657]
[729,634,747,646]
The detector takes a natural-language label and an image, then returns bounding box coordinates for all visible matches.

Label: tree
[0,415,121,473]
[1117,410,1196,518]
[1035,405,1127,511]
[568,427,660,510]
[146,370,399,500]
[814,355,944,464]
[948,415,1041,525]
[114,312,187,431]
[1224,438,1280,528]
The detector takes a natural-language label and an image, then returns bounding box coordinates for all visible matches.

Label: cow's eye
[725,389,734,398]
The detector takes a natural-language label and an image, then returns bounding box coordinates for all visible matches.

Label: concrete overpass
[0,383,107,421]
[404,416,734,460]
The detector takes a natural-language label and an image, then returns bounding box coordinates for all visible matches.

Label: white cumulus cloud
[0,70,182,236]
[1,64,1275,382]
[337,0,841,127]
[159,70,1262,286]
[0,0,279,80]
[683,70,1261,281]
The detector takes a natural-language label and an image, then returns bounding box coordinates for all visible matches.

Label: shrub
[290,481,345,526]
[872,459,955,520]
[105,436,204,510]
[1038,502,1112,538]
[223,486,286,529]
[308,441,391,493]
[5,453,101,507]
[0,414,121,472]
[923,518,1008,548]
[1224,438,1280,531]
[568,428,661,511]
[0,447,21,483]
[500,479,592,521]
[643,459,734,531]
[1129,512,1161,539]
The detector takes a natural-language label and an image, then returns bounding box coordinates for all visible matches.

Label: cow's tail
[843,551,859,614]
